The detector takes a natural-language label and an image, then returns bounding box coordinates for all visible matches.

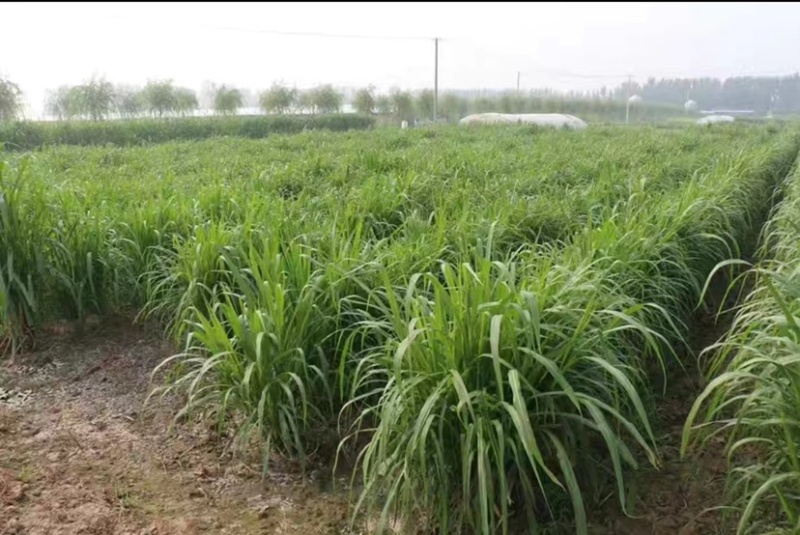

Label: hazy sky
[3,2,800,117]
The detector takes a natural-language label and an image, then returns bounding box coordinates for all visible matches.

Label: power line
[208,24,440,42]
[520,68,628,80]
[98,12,442,42]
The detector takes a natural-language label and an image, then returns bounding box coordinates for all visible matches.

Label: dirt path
[584,270,750,535]
[0,318,351,535]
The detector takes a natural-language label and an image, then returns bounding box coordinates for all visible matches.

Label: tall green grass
[684,153,800,535]
[0,114,376,151]
[0,158,47,355]
[337,130,800,534]
[1,123,797,533]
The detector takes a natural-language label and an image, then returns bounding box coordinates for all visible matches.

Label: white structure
[628,95,642,104]
[697,115,735,125]
[459,113,513,125]
[684,100,698,112]
[400,120,409,129]
[458,113,588,130]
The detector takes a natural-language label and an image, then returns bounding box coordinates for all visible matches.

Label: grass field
[0,114,376,151]
[2,122,800,534]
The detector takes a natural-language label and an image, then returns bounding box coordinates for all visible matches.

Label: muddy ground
[0,303,737,535]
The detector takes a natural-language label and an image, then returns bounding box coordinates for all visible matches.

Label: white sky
[3,2,800,118]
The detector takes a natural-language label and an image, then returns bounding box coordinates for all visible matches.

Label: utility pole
[517,72,521,95]
[433,37,439,122]
[625,74,632,125]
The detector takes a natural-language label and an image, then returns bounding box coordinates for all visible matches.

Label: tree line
[0,75,438,122]
[2,73,800,123]
[603,75,800,113]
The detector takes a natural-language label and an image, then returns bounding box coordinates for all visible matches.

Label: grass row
[1,124,798,533]
[0,114,375,151]
[684,153,800,535]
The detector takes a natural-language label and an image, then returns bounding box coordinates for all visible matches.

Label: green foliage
[614,74,800,114]
[684,140,800,535]
[390,89,415,122]
[44,77,116,121]
[0,77,23,122]
[0,115,375,151]
[46,86,81,121]
[308,85,343,114]
[375,95,393,115]
[0,158,45,356]
[115,85,146,118]
[80,77,116,121]
[440,91,469,122]
[297,91,315,114]
[213,85,243,116]
[141,80,178,117]
[259,82,297,115]
[416,89,434,120]
[353,86,376,115]
[174,87,198,116]
[3,123,799,534]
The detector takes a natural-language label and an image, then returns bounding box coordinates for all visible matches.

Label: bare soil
[583,268,749,535]
[583,310,733,535]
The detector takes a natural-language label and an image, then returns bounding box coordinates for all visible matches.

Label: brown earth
[583,311,734,535]
[582,268,749,535]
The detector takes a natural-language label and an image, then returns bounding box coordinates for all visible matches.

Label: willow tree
[214,85,243,116]
[174,87,198,116]
[81,77,116,121]
[46,86,81,120]
[353,86,376,115]
[115,85,145,118]
[310,85,342,114]
[142,80,178,117]
[0,77,23,121]
[259,82,297,114]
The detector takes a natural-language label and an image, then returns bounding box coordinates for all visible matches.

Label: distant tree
[416,89,434,119]
[297,90,315,114]
[498,92,525,114]
[390,89,415,122]
[46,85,88,120]
[440,92,467,122]
[174,87,198,116]
[0,77,23,121]
[79,77,115,121]
[310,85,342,114]
[376,94,393,115]
[45,87,68,120]
[353,86,376,115]
[142,79,178,117]
[259,82,297,114]
[115,85,145,118]
[473,97,494,114]
[213,84,242,116]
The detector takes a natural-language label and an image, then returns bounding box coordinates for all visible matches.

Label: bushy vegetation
[0,114,375,151]
[0,77,23,121]
[685,154,800,534]
[2,123,798,533]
